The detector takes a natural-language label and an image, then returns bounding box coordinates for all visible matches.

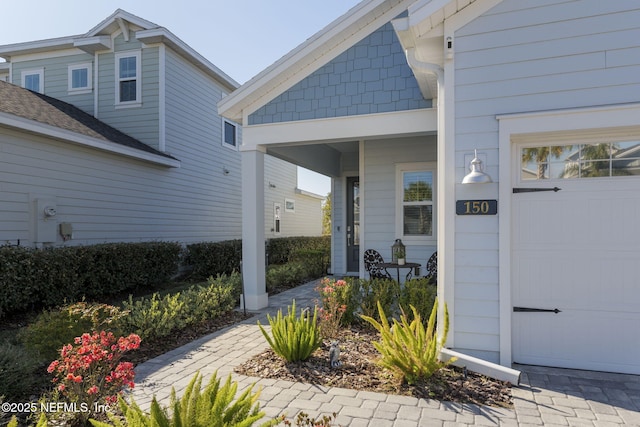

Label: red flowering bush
[47,331,140,417]
[315,278,350,339]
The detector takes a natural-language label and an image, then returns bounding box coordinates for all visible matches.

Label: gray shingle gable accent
[0,80,175,160]
[248,21,431,125]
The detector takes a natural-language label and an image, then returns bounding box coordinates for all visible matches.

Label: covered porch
[239,108,439,309]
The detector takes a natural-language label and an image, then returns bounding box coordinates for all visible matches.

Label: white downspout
[404,50,522,384]
[404,48,452,346]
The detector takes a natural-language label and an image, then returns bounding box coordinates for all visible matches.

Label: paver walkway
[132,279,640,426]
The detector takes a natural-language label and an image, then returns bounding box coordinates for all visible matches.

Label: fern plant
[359,299,455,385]
[258,300,322,362]
[90,371,276,427]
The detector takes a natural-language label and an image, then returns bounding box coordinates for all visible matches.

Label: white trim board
[497,102,640,367]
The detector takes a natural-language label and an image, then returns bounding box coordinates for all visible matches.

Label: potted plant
[392,239,406,265]
[396,247,406,265]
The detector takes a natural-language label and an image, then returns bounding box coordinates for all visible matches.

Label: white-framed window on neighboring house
[22,68,44,93]
[68,63,92,94]
[285,198,295,213]
[115,51,141,106]
[222,118,238,149]
[396,162,437,242]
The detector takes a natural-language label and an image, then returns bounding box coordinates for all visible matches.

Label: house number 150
[456,199,498,215]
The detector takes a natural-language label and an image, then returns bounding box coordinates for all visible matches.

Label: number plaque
[456,200,497,215]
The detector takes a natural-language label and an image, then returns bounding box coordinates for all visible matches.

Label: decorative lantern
[391,239,406,265]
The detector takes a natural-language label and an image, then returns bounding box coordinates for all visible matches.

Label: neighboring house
[0,9,322,248]
[219,0,640,376]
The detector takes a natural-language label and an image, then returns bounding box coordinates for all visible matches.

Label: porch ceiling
[267,140,359,178]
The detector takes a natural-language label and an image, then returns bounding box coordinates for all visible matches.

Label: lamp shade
[462,150,492,184]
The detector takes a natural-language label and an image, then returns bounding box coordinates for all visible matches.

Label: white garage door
[512,142,640,375]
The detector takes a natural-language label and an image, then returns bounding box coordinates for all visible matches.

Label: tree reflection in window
[521,141,640,180]
[403,171,433,236]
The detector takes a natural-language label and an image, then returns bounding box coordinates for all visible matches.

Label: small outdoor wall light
[462,150,492,184]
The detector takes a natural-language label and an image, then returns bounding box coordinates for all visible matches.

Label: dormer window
[115,51,141,106]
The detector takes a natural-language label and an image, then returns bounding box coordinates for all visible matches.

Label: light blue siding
[451,0,640,360]
[249,22,431,125]
[96,34,160,149]
[363,136,437,271]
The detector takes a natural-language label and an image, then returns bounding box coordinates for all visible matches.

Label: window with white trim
[222,119,238,149]
[68,63,92,93]
[285,198,295,213]
[520,140,640,180]
[115,51,141,105]
[396,163,436,241]
[22,69,44,93]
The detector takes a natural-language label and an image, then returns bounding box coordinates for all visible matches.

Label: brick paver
[132,280,640,426]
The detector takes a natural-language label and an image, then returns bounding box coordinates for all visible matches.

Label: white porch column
[241,147,268,310]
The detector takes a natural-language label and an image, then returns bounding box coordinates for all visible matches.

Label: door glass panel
[520,141,640,180]
[352,181,360,245]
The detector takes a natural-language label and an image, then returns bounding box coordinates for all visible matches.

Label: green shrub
[291,249,329,278]
[0,242,182,318]
[0,343,45,400]
[185,239,242,280]
[0,246,37,318]
[118,274,238,341]
[356,278,399,324]
[258,300,322,362]
[359,300,454,385]
[180,274,238,326]
[266,236,330,265]
[20,302,126,362]
[89,371,274,427]
[266,263,308,293]
[399,277,437,324]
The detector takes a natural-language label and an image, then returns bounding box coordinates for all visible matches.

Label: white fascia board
[0,36,79,60]
[0,112,180,168]
[241,108,437,150]
[135,28,239,92]
[295,188,325,199]
[496,103,640,134]
[84,9,158,38]
[74,36,112,54]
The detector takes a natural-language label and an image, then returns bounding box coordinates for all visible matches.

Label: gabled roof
[0,81,179,167]
[218,0,417,124]
[0,9,238,92]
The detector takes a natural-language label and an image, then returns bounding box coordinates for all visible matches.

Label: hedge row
[0,242,182,318]
[185,236,330,280]
[0,236,331,318]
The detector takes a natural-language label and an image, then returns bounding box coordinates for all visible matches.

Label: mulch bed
[234,326,513,408]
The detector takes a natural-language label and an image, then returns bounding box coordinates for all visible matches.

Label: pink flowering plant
[47,331,141,418]
[315,277,352,339]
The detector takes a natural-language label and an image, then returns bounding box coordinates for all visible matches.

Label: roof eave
[0,112,181,168]
[136,28,239,92]
[0,36,80,61]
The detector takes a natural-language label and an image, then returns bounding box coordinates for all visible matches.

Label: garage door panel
[512,162,640,374]
[514,310,640,374]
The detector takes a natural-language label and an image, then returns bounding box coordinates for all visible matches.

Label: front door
[346,177,360,272]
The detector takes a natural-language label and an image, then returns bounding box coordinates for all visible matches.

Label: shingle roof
[0,80,176,160]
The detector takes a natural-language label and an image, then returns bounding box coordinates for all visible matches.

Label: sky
[0,0,362,197]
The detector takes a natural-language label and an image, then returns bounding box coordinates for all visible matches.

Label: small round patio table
[379,262,421,282]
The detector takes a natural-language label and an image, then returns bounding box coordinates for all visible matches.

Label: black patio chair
[363,249,392,280]
[425,251,437,285]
